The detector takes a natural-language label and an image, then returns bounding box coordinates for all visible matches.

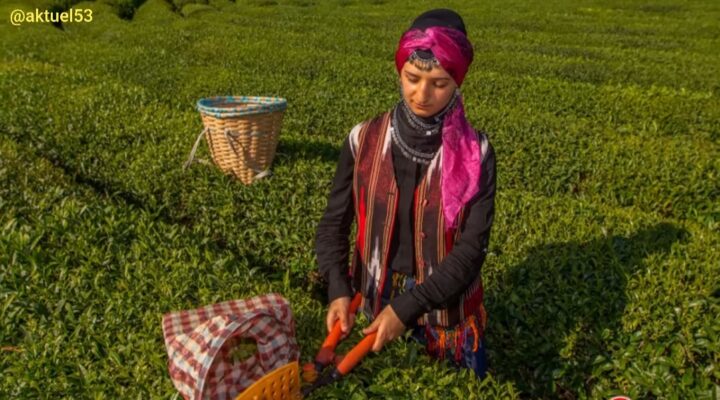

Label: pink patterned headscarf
[395,26,482,230]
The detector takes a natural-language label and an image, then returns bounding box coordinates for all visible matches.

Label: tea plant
[1,0,718,398]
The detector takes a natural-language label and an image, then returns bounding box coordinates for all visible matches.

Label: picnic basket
[184,96,287,184]
[162,293,300,400]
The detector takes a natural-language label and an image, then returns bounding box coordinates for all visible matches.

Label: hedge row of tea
[1,0,719,398]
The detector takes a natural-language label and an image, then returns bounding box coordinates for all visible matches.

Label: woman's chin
[411,107,434,117]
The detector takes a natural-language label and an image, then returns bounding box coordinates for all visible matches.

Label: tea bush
[1,0,718,398]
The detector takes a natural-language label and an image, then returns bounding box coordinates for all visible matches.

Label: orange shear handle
[315,293,362,365]
[336,332,377,375]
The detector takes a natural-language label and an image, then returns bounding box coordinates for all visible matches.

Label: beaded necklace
[399,90,458,136]
[390,107,436,165]
[390,90,459,164]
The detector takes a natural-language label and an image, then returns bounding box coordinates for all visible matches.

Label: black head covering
[409,8,467,36]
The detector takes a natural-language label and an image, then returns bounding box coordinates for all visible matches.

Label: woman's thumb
[362,319,378,335]
[341,318,348,333]
[327,310,336,333]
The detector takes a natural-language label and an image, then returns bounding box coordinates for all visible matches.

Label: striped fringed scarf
[424,305,487,363]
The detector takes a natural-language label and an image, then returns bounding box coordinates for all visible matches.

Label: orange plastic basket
[234,361,301,400]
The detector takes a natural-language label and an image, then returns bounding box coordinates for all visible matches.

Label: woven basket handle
[183,127,212,170]
[183,128,272,181]
[223,129,272,180]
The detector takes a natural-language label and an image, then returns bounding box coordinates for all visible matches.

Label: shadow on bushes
[485,222,688,398]
[275,138,341,165]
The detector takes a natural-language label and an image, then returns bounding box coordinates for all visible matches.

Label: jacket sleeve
[390,141,497,327]
[315,128,360,303]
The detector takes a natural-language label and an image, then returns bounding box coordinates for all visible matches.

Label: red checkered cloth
[162,293,300,400]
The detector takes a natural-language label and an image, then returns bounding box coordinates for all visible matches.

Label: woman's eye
[435,84,447,88]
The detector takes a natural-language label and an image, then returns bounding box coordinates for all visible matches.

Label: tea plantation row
[1,0,718,398]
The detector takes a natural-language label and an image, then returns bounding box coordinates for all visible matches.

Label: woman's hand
[326,296,354,339]
[362,305,406,352]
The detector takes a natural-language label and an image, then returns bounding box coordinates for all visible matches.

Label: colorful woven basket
[184,96,287,184]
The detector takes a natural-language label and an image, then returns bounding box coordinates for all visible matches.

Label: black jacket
[316,106,496,327]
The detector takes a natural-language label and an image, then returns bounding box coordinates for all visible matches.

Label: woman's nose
[415,81,432,103]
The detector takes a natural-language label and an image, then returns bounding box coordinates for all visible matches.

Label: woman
[315,8,496,379]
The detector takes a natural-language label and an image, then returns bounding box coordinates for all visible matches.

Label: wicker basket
[184,96,287,184]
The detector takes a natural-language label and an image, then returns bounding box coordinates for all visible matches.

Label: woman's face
[399,60,457,118]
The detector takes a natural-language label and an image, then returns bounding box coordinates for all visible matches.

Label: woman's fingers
[327,307,342,333]
[363,316,386,352]
[341,313,356,339]
[341,309,350,333]
[326,297,351,333]
[362,317,378,335]
[364,307,405,352]
[372,326,386,352]
[326,310,335,333]
[372,334,383,352]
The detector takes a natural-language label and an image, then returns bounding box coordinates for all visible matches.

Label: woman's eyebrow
[405,71,450,81]
[405,71,420,79]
